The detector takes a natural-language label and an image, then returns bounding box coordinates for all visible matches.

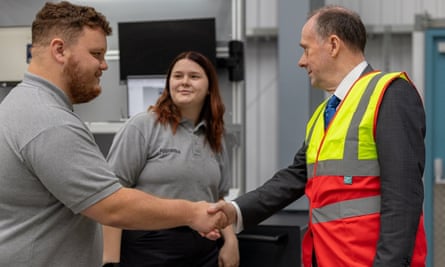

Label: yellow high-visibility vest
[301,71,427,267]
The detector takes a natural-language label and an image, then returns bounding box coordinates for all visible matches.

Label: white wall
[244,0,279,191]
[245,0,277,35]
[244,38,278,191]
[326,0,445,24]
[0,27,31,81]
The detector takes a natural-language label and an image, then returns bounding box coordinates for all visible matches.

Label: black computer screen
[118,18,216,81]
[0,82,18,103]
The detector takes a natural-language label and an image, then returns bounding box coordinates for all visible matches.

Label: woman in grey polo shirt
[103,51,239,267]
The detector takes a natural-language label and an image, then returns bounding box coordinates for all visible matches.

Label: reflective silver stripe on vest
[343,72,385,160]
[307,73,386,178]
[312,195,381,224]
[308,159,380,177]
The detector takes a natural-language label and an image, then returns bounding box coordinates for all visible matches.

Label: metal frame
[230,0,246,194]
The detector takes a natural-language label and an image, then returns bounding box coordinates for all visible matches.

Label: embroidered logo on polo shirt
[159,148,181,157]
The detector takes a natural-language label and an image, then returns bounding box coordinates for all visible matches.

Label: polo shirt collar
[180,118,207,133]
[24,71,73,111]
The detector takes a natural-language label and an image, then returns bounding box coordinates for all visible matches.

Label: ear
[328,35,341,57]
[50,38,66,63]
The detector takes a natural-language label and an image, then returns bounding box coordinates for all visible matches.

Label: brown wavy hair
[32,1,112,47]
[150,51,225,153]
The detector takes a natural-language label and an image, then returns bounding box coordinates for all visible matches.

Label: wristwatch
[102,263,119,267]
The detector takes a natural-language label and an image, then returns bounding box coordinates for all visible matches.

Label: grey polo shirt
[0,72,122,267]
[107,111,231,202]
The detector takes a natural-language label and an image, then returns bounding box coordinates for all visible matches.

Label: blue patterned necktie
[324,95,340,129]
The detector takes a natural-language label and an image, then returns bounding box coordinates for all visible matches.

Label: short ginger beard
[63,57,102,104]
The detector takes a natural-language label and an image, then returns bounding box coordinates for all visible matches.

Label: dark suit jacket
[235,66,426,266]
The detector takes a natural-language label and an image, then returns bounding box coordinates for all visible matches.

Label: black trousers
[120,227,219,267]
[312,248,318,267]
[313,253,318,267]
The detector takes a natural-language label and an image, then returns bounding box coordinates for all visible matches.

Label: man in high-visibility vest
[210,5,427,267]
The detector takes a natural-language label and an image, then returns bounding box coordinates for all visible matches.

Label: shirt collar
[180,118,206,133]
[23,71,73,111]
[333,61,368,100]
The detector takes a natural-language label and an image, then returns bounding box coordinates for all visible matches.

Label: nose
[181,76,190,86]
[297,53,306,68]
[100,59,108,71]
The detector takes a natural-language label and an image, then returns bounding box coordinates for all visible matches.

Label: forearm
[219,224,240,267]
[92,188,193,228]
[83,188,221,231]
[221,224,238,244]
[236,145,307,228]
[102,225,121,264]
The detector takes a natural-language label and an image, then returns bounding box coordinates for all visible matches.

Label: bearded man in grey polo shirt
[0,2,227,266]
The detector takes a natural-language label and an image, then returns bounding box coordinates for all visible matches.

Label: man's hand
[202,201,238,240]
[188,201,228,235]
[207,200,237,225]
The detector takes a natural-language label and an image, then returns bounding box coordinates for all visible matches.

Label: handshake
[188,200,238,239]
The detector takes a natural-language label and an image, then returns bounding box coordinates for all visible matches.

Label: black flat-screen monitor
[118,18,216,81]
[0,81,19,103]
